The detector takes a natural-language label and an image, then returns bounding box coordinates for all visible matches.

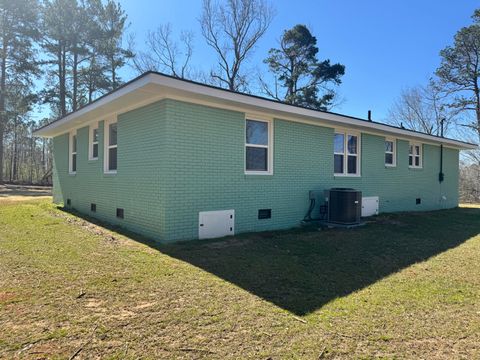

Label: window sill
[409,166,423,170]
[385,164,396,168]
[334,173,361,178]
[104,171,117,175]
[69,172,76,176]
[245,171,273,176]
[88,157,98,161]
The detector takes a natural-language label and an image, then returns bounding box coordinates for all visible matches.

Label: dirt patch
[134,302,157,310]
[0,292,16,303]
[373,215,406,226]
[50,210,121,245]
[111,309,136,320]
[84,299,104,308]
[204,238,252,249]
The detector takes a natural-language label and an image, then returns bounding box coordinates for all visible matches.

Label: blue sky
[119,0,478,121]
[38,0,479,123]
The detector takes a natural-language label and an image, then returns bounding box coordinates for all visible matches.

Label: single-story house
[34,72,477,242]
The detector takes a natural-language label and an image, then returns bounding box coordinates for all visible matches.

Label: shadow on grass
[59,206,480,316]
[0,184,52,197]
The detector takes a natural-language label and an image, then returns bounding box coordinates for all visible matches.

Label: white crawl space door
[362,197,379,217]
[198,210,235,240]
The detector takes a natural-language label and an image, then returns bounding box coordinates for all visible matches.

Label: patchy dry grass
[0,199,479,359]
[461,203,480,209]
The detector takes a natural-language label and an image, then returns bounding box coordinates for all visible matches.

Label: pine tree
[0,0,40,183]
[41,0,77,117]
[41,0,132,118]
[263,24,345,111]
[95,0,133,90]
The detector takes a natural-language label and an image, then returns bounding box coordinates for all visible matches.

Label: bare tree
[436,9,480,141]
[460,160,480,203]
[4,115,52,185]
[132,24,193,78]
[200,0,274,91]
[389,79,480,203]
[387,80,459,136]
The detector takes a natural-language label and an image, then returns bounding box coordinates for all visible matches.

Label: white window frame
[334,130,361,177]
[409,142,423,169]
[244,117,273,175]
[69,130,77,175]
[104,117,118,174]
[385,138,396,167]
[89,121,99,160]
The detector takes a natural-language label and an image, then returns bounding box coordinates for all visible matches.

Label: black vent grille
[116,208,124,219]
[91,203,96,212]
[258,209,272,219]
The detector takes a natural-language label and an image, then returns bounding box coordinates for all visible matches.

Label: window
[89,123,99,160]
[409,143,422,168]
[245,118,272,174]
[334,133,344,174]
[69,131,77,174]
[104,118,117,173]
[385,138,396,166]
[334,131,360,176]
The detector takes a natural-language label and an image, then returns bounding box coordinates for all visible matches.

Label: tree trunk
[12,115,18,181]
[42,138,46,172]
[88,79,93,103]
[88,56,95,103]
[111,60,116,90]
[475,80,480,142]
[72,50,78,111]
[59,42,67,117]
[29,127,33,184]
[287,58,295,100]
[9,141,13,182]
[0,36,7,184]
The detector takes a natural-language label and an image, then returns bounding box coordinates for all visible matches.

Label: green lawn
[1,199,479,359]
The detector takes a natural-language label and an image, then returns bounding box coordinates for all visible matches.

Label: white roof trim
[33,72,477,150]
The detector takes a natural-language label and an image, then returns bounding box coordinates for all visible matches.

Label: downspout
[439,144,444,182]
[439,119,445,208]
[439,118,444,183]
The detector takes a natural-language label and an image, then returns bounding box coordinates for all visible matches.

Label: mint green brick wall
[163,99,459,241]
[52,98,460,243]
[52,100,168,240]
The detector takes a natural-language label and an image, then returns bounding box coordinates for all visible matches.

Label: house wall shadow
[58,206,480,316]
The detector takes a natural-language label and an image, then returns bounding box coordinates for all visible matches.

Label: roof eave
[33,72,478,151]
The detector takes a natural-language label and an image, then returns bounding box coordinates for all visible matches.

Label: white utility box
[361,197,379,217]
[198,210,235,239]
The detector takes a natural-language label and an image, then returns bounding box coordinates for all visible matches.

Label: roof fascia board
[150,76,476,150]
[33,73,156,137]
